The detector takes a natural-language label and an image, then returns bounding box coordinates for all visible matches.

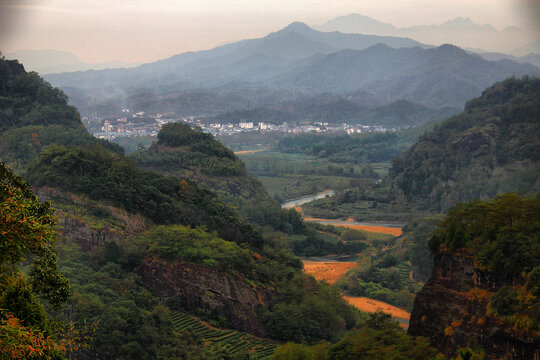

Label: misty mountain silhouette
[44,22,539,115]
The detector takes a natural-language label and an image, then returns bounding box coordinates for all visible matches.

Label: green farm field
[238,151,378,201]
[170,311,277,359]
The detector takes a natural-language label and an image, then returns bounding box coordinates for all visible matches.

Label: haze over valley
[36,21,539,140]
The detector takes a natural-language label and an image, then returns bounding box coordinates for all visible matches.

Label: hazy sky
[1,0,539,63]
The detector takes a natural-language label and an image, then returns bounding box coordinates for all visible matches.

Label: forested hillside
[410,194,540,358]
[131,122,376,261]
[132,122,269,205]
[0,57,364,358]
[302,77,540,222]
[0,58,122,172]
[390,77,540,211]
[5,56,538,359]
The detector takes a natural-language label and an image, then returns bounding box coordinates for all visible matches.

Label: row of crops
[170,311,277,359]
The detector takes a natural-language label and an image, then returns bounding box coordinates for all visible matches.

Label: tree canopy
[0,162,71,358]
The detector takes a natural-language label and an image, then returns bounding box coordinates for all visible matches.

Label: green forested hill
[300,77,540,222]
[131,122,270,205]
[25,143,263,248]
[0,58,122,171]
[389,77,540,211]
[409,194,540,358]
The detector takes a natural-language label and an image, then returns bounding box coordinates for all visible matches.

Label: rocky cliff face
[136,258,270,337]
[408,249,540,359]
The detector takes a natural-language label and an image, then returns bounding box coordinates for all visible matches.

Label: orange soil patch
[293,206,303,214]
[303,260,357,284]
[234,149,265,155]
[303,218,402,236]
[343,296,410,321]
[339,224,402,236]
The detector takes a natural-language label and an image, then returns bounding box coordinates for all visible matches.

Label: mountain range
[315,14,540,57]
[41,22,540,128]
[273,43,539,108]
[44,22,425,90]
[5,49,140,74]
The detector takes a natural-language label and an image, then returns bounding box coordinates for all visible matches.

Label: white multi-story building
[239,122,254,129]
[102,120,113,133]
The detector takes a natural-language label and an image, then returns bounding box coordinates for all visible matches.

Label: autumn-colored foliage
[0,168,56,265]
[0,312,90,360]
[0,313,63,359]
[0,162,72,358]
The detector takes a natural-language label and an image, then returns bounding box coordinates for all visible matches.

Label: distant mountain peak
[279,22,313,34]
[436,43,466,53]
[333,13,391,23]
[443,17,474,26]
[6,48,139,74]
[315,13,396,34]
[364,43,394,52]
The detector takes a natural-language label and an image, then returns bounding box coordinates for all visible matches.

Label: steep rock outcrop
[136,258,270,337]
[408,249,540,359]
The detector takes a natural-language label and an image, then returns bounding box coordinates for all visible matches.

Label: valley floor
[300,209,411,328]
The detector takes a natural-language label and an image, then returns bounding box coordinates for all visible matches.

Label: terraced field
[170,311,276,359]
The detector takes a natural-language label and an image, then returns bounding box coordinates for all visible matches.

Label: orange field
[303,218,403,236]
[234,149,266,155]
[343,296,410,321]
[303,260,411,328]
[337,224,402,236]
[302,260,357,284]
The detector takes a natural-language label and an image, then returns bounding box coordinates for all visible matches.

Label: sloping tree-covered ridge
[0,162,71,359]
[428,193,540,333]
[25,144,263,248]
[272,312,438,360]
[389,76,540,211]
[0,56,122,172]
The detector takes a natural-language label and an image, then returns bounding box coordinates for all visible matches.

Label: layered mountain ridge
[315,14,539,56]
[40,23,539,128]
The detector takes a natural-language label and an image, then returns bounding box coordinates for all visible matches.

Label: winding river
[281,190,405,235]
[281,190,335,209]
